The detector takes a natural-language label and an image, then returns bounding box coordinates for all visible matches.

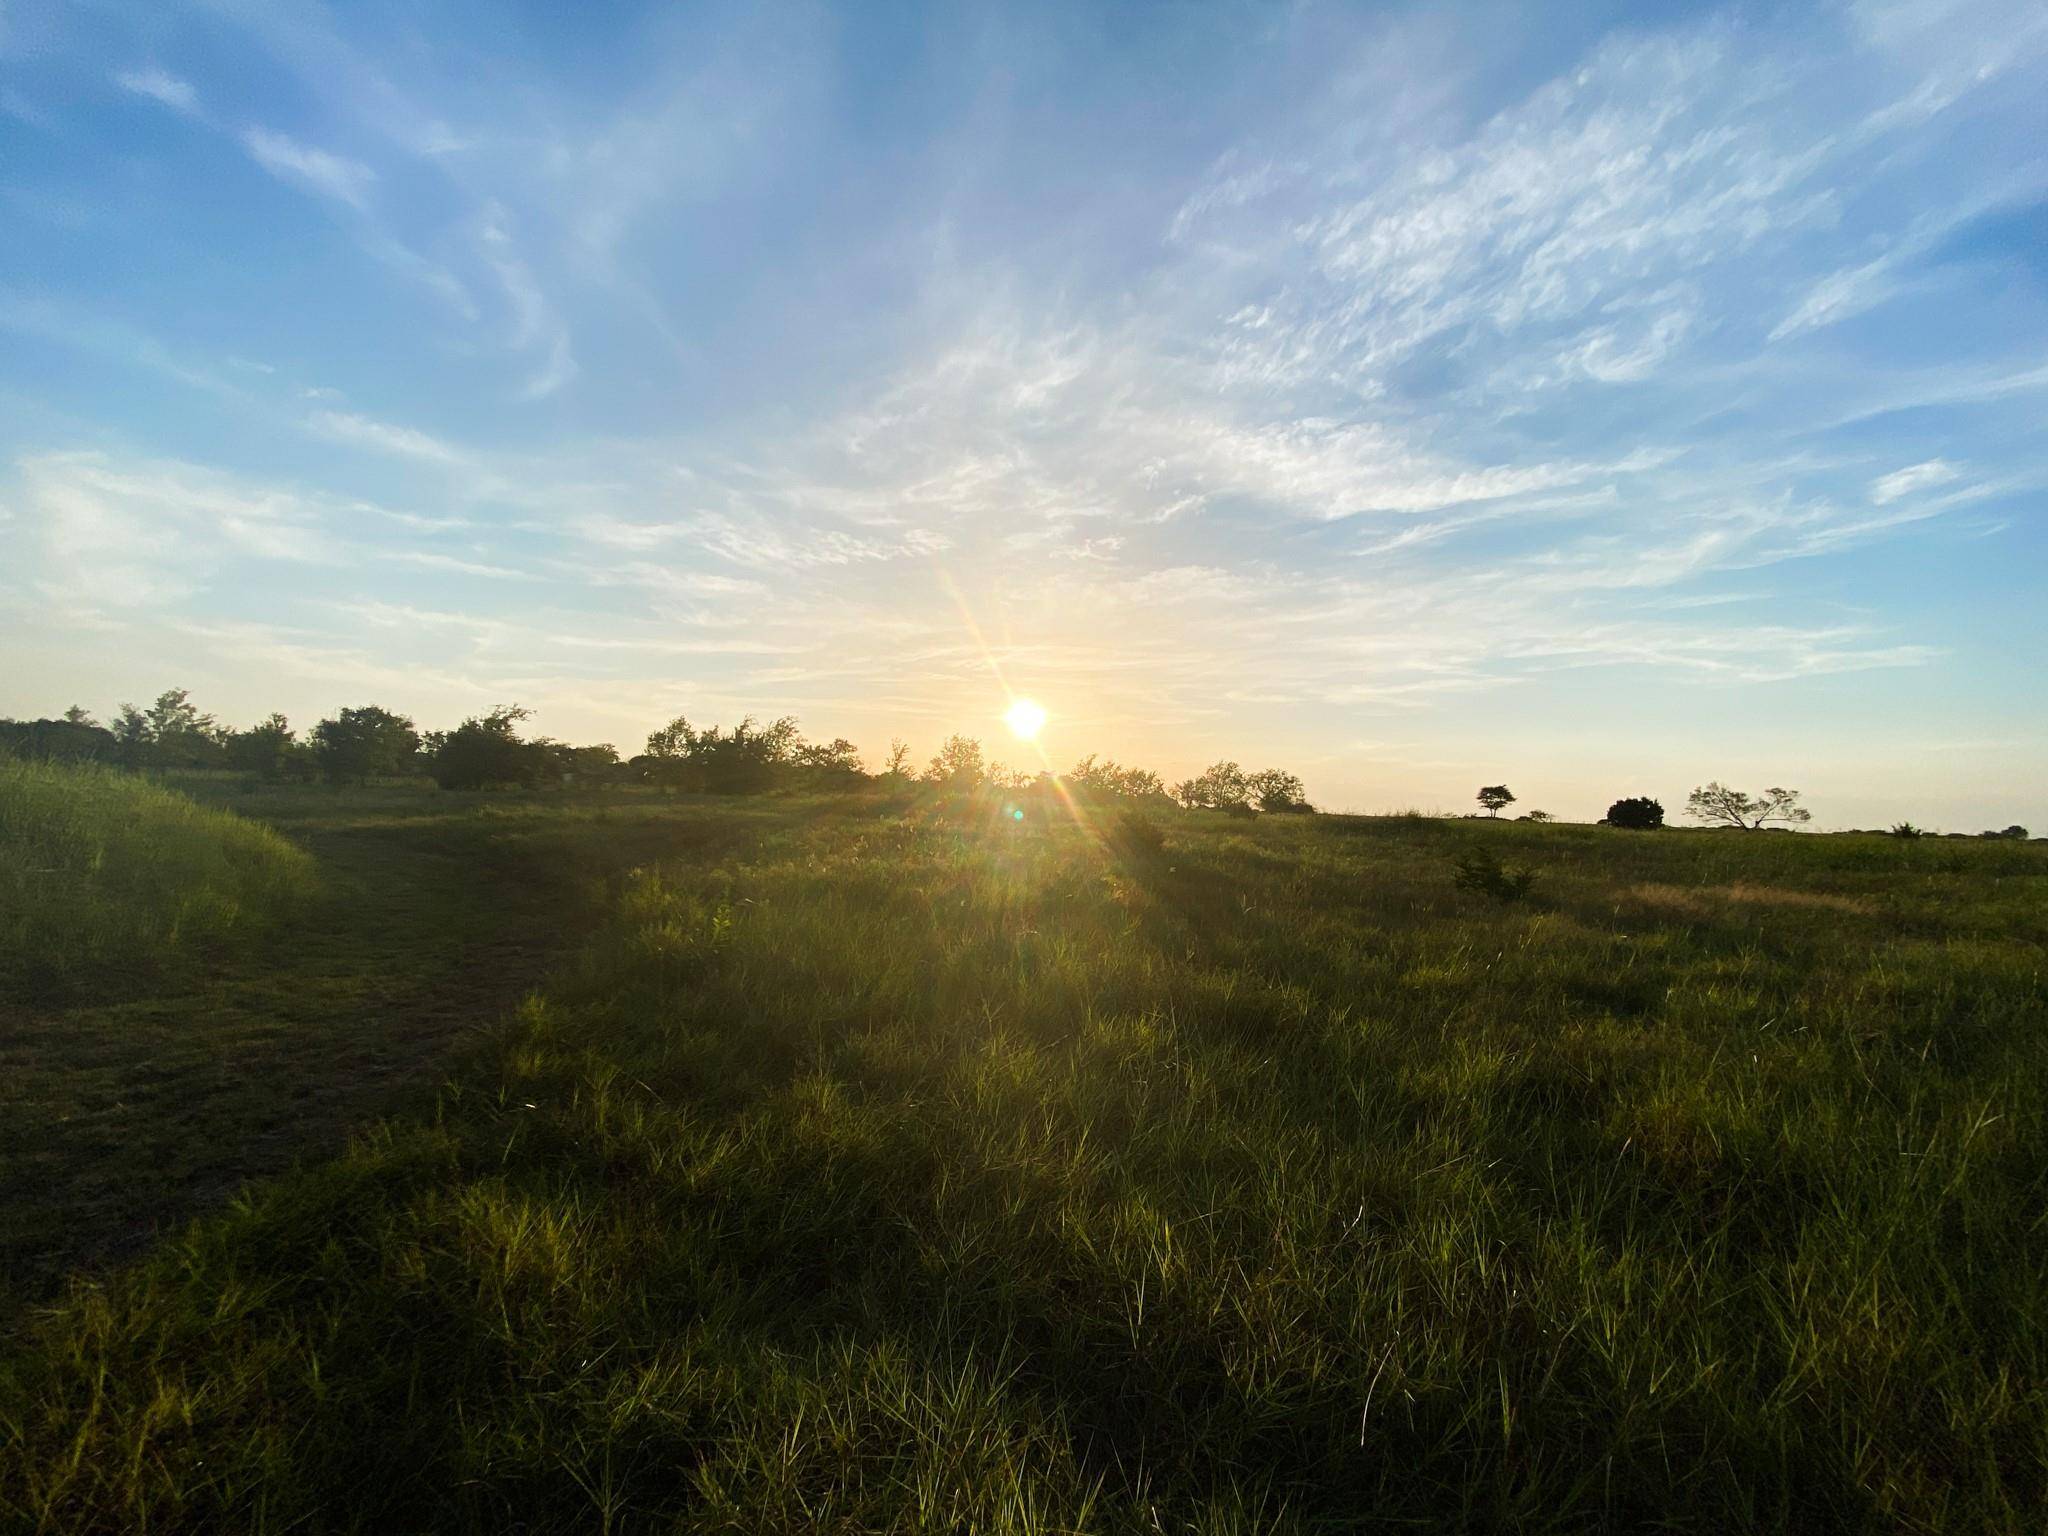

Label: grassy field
[2,774,2045,1532]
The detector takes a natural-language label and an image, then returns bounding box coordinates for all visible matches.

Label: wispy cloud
[1770,256,1902,340]
[307,409,464,465]
[1870,459,1961,503]
[477,204,577,399]
[241,127,377,209]
[383,550,537,581]
[114,66,198,115]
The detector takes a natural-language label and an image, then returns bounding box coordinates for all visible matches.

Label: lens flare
[1004,698,1047,740]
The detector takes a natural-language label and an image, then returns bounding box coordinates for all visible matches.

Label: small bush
[1450,846,1537,903]
[1107,807,1168,861]
[1605,796,1664,829]
[1891,822,1924,840]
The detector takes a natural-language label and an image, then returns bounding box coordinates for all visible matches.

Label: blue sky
[2,0,2043,827]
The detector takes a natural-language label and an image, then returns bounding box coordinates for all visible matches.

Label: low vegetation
[2,783,2043,1532]
[0,757,314,997]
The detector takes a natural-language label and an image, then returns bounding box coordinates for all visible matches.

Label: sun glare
[1004,697,1048,741]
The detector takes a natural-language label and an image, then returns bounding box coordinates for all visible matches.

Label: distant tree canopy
[1477,785,1515,817]
[1172,761,1313,814]
[552,743,620,777]
[1981,825,2029,840]
[1605,796,1665,830]
[639,714,858,795]
[312,706,421,784]
[923,734,987,791]
[225,714,311,781]
[1685,782,1811,831]
[1066,756,1172,806]
[96,688,232,768]
[430,706,559,790]
[793,738,865,785]
[0,715,118,762]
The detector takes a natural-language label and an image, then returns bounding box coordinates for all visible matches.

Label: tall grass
[2,804,2043,1531]
[0,757,315,995]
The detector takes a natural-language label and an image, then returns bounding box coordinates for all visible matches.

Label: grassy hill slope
[0,757,315,998]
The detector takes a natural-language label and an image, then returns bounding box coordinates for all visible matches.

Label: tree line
[0,690,1313,811]
[5,690,2027,836]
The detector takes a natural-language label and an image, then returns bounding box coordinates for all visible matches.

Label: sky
[2,0,2044,829]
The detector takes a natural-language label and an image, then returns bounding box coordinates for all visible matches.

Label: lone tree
[1685,782,1811,831]
[1605,796,1664,830]
[1248,768,1312,813]
[1477,784,1515,817]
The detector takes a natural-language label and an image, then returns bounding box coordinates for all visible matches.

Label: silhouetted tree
[924,735,986,790]
[431,706,556,790]
[1686,782,1810,830]
[1604,796,1664,830]
[986,762,1033,793]
[1248,768,1312,813]
[883,739,912,781]
[549,743,620,780]
[645,716,696,761]
[144,688,215,744]
[100,688,227,767]
[61,705,97,727]
[1980,825,2029,840]
[1477,784,1515,817]
[226,714,308,780]
[793,737,866,788]
[1520,810,1553,823]
[312,705,420,783]
[1174,761,1250,812]
[1067,755,1173,806]
[1891,822,1924,840]
[641,714,807,793]
[109,703,151,763]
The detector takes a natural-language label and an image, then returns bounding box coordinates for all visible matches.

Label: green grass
[0,777,788,1300]
[0,758,316,998]
[2,790,2045,1531]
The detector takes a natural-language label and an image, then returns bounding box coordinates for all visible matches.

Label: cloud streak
[241,127,378,209]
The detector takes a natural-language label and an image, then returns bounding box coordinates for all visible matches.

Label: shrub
[1451,846,1536,903]
[1891,822,1924,840]
[1605,796,1664,830]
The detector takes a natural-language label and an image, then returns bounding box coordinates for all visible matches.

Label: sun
[1003,697,1048,741]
